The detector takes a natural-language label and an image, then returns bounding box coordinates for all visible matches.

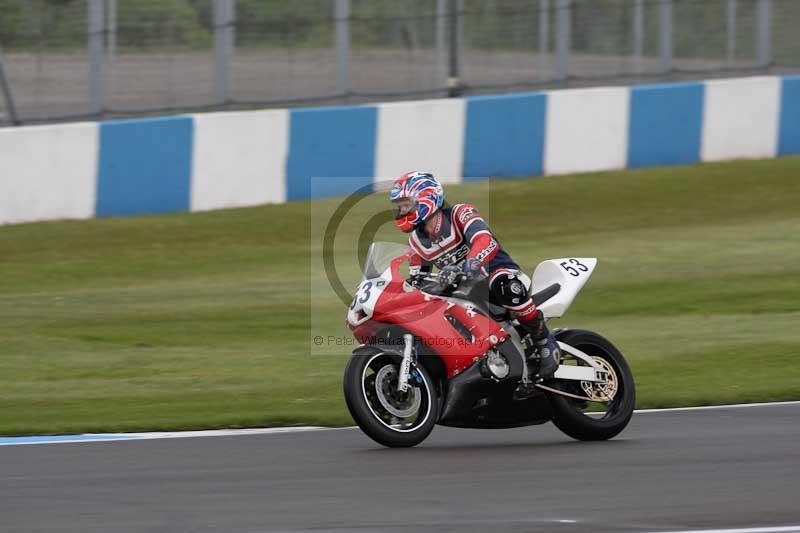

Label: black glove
[406,274,424,288]
[462,258,482,277]
[439,265,462,288]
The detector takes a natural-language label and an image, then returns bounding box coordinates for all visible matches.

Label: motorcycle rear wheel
[344,351,439,448]
[548,329,636,441]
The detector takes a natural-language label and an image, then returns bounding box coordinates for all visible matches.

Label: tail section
[529,258,597,318]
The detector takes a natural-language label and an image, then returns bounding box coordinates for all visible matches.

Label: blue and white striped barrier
[1,75,798,225]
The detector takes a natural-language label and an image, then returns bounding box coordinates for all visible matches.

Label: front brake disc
[374,365,421,418]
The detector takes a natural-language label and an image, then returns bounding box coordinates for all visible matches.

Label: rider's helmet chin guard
[390,171,444,233]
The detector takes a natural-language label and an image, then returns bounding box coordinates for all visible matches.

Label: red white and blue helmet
[390,171,444,233]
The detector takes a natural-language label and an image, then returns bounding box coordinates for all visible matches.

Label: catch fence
[0,0,798,125]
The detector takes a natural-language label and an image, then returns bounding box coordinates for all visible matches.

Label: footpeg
[513,382,543,401]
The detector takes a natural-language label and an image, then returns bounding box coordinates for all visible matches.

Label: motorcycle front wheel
[343,350,439,448]
[548,329,636,441]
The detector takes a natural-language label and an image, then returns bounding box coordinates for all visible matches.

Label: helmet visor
[391,197,418,220]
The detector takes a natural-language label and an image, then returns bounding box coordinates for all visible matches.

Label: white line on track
[2,400,799,446]
[644,526,800,533]
[633,400,800,414]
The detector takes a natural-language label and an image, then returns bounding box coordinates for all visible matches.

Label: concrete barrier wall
[1,75,798,225]
[545,86,630,175]
[191,110,288,211]
[375,99,466,185]
[96,116,194,217]
[778,76,800,157]
[702,77,781,162]
[462,93,546,181]
[0,122,97,225]
[627,82,704,168]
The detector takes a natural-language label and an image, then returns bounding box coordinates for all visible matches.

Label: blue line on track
[0,434,138,445]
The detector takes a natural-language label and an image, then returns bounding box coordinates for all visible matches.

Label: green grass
[1,157,799,435]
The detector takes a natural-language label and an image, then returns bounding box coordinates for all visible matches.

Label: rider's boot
[533,332,560,380]
[520,309,560,380]
[513,310,560,400]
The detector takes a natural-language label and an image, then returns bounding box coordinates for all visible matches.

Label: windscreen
[362,242,408,280]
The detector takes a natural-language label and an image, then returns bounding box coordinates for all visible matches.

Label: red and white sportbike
[343,242,636,447]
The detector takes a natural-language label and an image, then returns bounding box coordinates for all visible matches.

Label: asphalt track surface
[1,403,799,533]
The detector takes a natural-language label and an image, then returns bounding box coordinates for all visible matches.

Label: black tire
[547,329,636,441]
[343,350,439,448]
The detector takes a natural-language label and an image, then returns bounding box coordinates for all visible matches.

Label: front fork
[397,333,415,392]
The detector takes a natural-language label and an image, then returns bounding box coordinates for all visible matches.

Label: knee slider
[490,273,530,308]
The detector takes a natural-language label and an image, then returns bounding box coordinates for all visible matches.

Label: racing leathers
[406,203,559,381]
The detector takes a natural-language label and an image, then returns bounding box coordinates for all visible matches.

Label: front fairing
[348,243,508,377]
[346,242,410,328]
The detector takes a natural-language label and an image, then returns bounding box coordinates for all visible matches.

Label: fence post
[334,0,350,96]
[756,0,772,68]
[555,0,570,82]
[436,0,447,90]
[0,46,20,125]
[658,0,673,74]
[725,0,737,67]
[538,0,550,80]
[214,0,235,104]
[632,0,644,74]
[106,0,116,63]
[447,0,463,97]
[88,0,106,117]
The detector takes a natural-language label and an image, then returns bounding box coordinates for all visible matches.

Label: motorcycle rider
[390,171,560,389]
